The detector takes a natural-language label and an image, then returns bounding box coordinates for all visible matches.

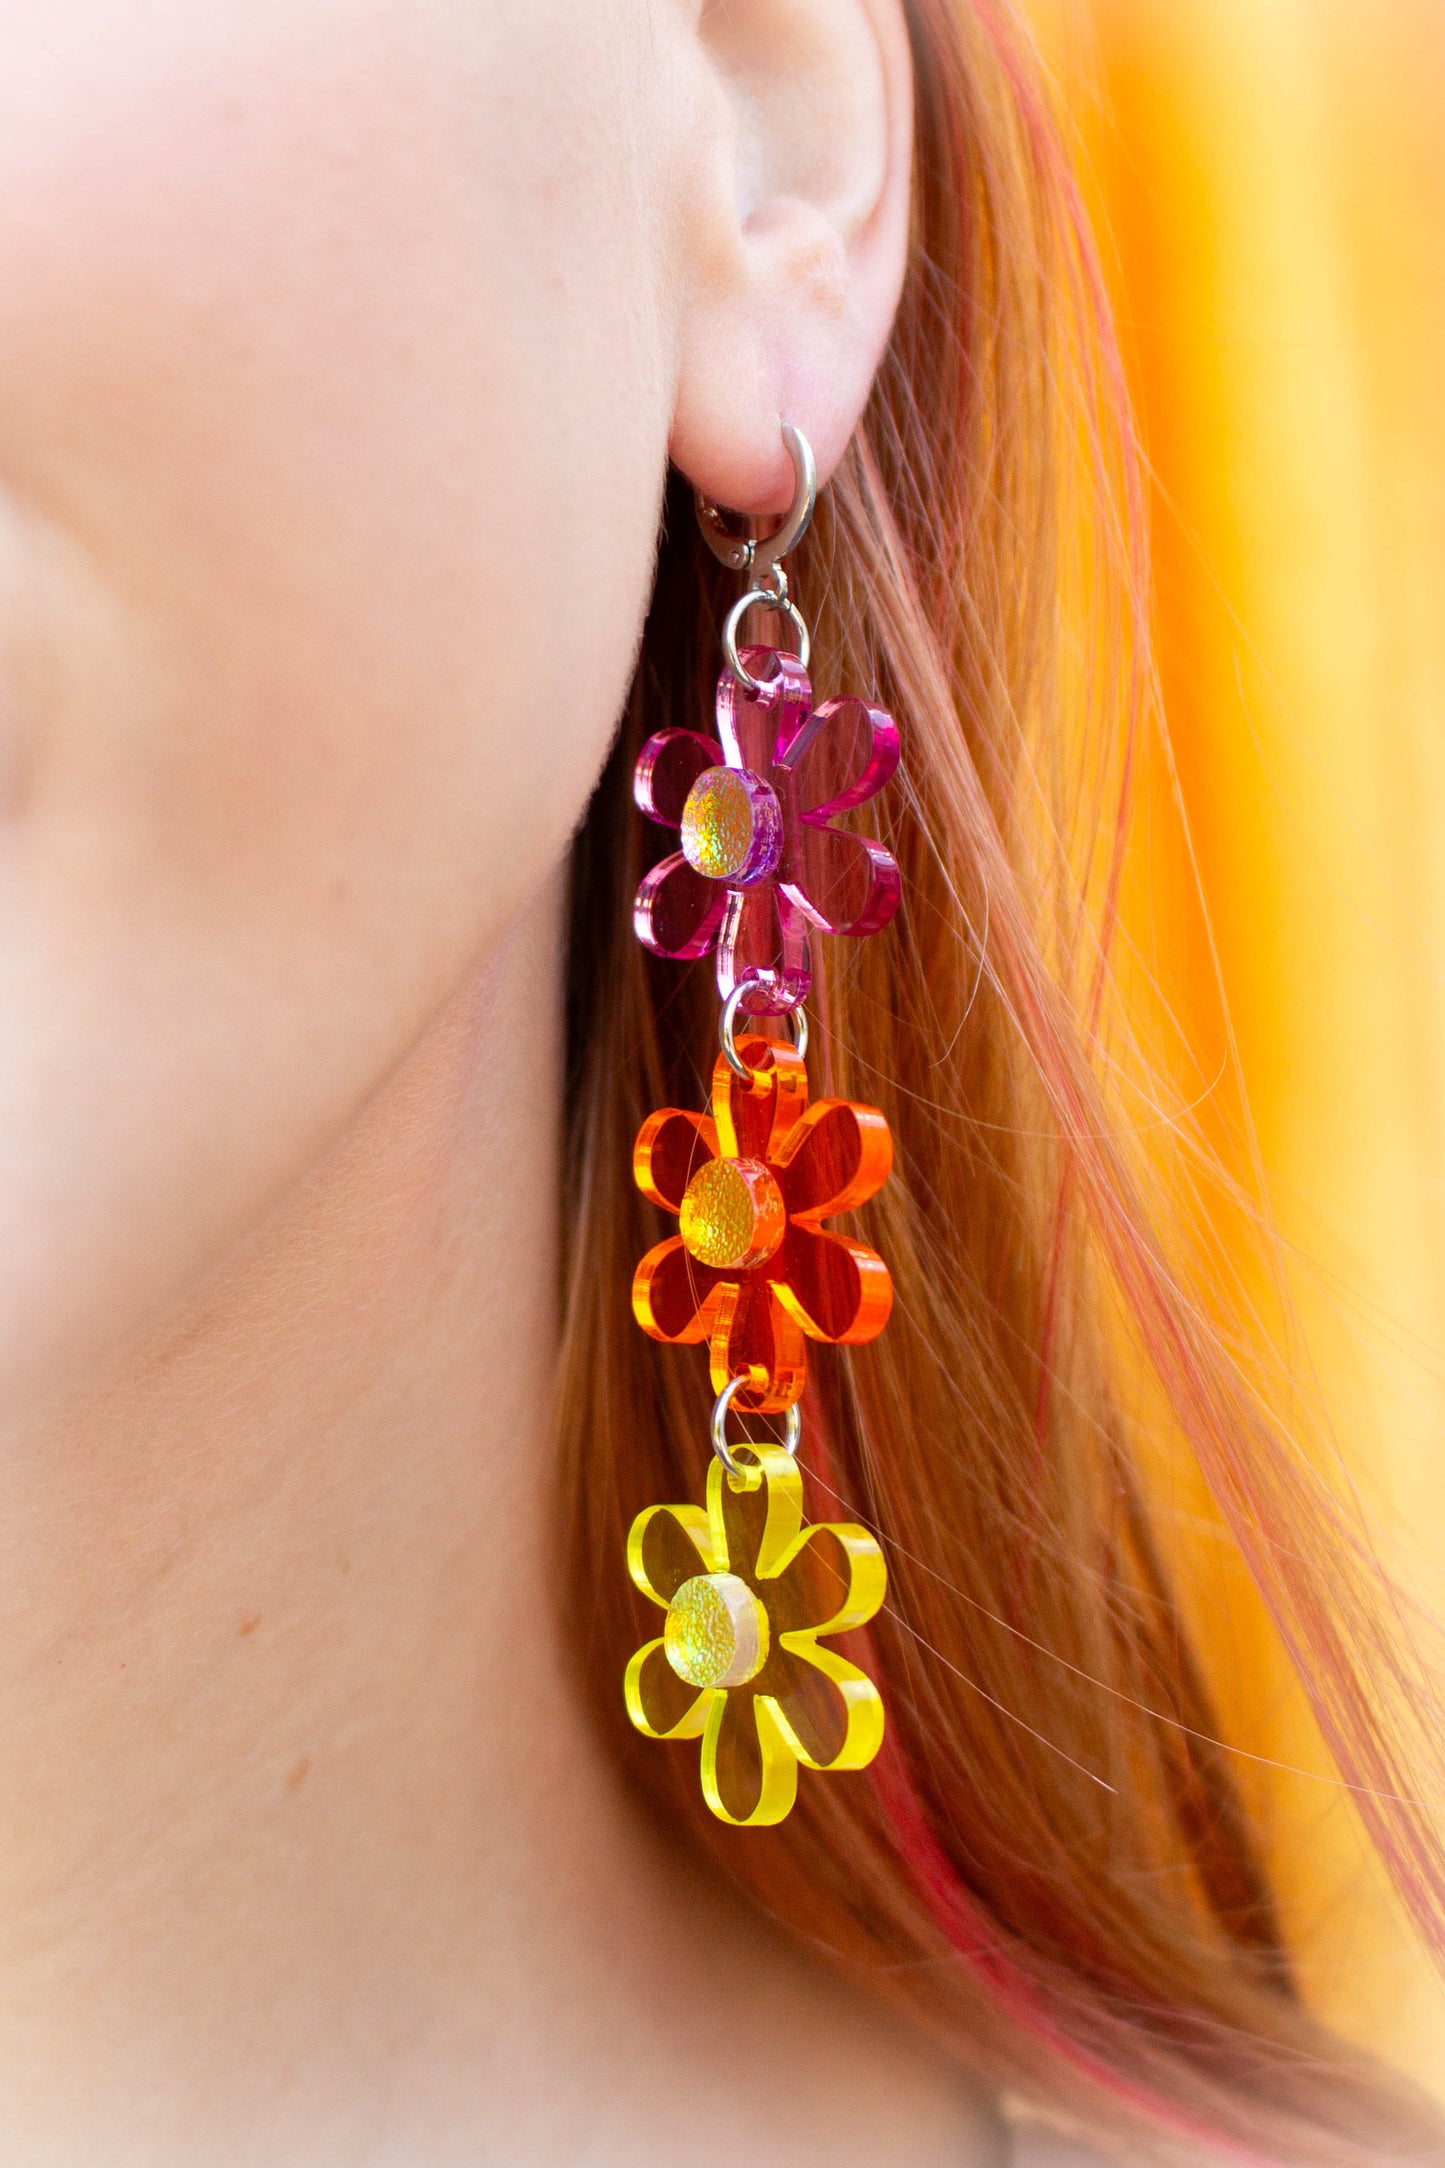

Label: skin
[0,0,1010,2160]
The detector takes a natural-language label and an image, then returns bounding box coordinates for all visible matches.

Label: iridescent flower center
[680,766,782,885]
[679,1157,786,1271]
[664,1572,769,1690]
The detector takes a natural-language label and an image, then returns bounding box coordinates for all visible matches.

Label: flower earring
[622,427,902,1828]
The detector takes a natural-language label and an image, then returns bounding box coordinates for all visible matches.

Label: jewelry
[622,426,902,1827]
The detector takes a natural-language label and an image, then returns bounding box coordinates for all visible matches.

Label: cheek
[0,0,678,1415]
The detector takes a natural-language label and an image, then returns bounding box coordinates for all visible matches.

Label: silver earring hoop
[721,585,811,693]
[697,424,817,694]
[719,982,808,1081]
[694,422,817,578]
[710,1373,803,1479]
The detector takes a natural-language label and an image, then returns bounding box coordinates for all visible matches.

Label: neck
[0,878,991,2167]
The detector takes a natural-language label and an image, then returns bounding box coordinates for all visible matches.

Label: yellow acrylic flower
[624,1441,887,1826]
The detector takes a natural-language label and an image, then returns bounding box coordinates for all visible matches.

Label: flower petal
[772,1224,893,1345]
[633,1109,718,1214]
[780,694,900,820]
[772,1638,886,1774]
[632,1236,725,1344]
[624,1637,714,1740]
[774,1096,893,1219]
[626,1500,718,1608]
[634,852,727,961]
[709,1279,807,1412]
[705,1439,806,1584]
[633,728,723,826]
[765,1516,889,1639]
[785,828,900,939]
[714,649,811,771]
[710,1036,809,1165]
[715,885,811,1013]
[700,1686,800,1826]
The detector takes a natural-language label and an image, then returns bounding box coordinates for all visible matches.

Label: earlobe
[669,0,913,516]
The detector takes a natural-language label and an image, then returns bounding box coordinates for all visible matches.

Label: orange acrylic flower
[632,1035,894,1413]
[625,1440,887,1826]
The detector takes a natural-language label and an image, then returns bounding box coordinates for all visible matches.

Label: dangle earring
[622,425,903,1828]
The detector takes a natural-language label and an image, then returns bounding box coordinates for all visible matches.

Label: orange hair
[559,2,1445,2155]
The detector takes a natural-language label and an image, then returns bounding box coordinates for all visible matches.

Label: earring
[622,426,903,1828]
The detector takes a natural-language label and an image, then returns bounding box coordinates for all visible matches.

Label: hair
[559,1,1445,2158]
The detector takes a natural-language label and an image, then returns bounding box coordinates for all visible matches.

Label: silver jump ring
[710,1374,803,1478]
[695,421,817,578]
[722,590,811,695]
[720,982,808,1081]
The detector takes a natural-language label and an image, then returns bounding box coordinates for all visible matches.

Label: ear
[669,0,913,514]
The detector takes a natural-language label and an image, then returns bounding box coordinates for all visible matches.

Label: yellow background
[1028,0,1445,2083]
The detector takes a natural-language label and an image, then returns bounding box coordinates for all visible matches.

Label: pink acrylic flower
[632,647,901,1015]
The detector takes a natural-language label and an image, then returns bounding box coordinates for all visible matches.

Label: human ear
[669,0,913,514]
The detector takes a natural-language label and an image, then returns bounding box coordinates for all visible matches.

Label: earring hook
[695,422,817,578]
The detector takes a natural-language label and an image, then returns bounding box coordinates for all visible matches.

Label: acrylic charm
[632,1033,894,1413]
[625,1440,887,1827]
[633,648,901,1015]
